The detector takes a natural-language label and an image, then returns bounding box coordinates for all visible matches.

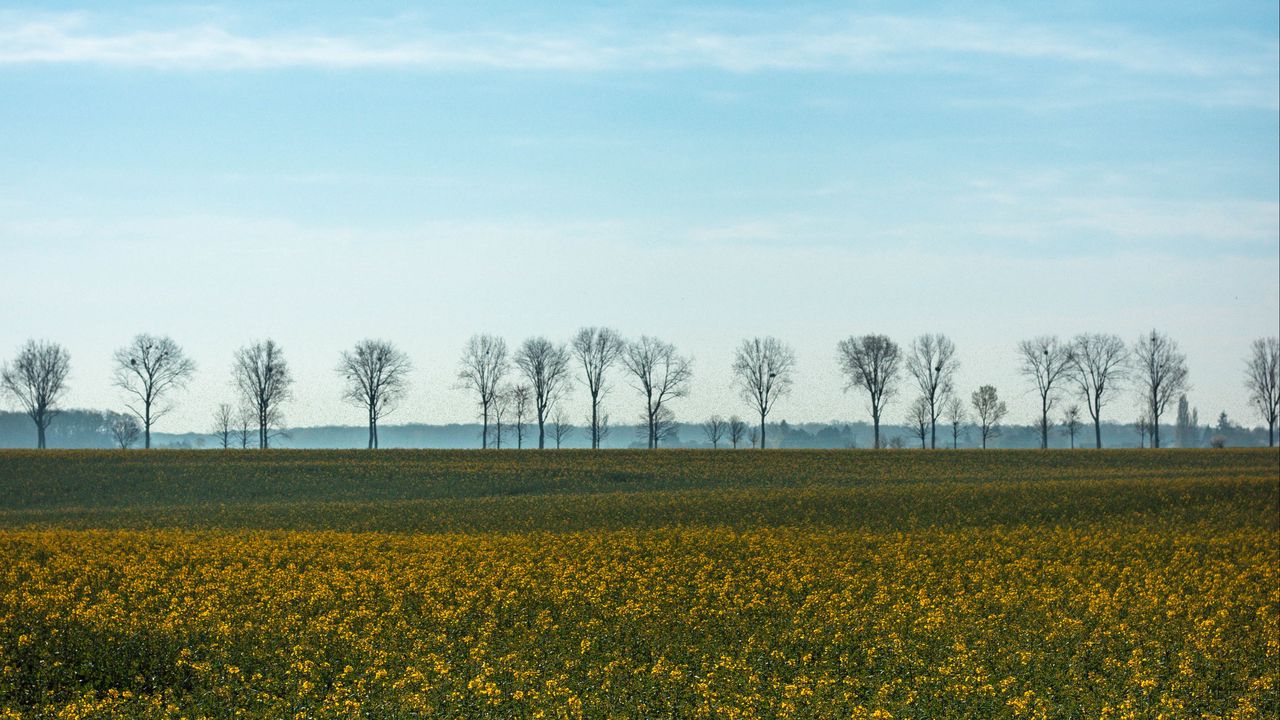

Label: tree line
[2,331,1277,450]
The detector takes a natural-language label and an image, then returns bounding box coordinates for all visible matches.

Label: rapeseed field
[0,450,1276,718]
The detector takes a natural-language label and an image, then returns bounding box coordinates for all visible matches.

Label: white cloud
[0,11,1274,91]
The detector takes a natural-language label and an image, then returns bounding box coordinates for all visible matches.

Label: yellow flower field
[0,450,1276,718]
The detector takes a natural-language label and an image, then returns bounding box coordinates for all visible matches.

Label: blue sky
[1,2,1277,436]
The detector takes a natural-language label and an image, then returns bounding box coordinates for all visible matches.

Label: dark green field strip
[1,448,1276,512]
[2,474,1273,534]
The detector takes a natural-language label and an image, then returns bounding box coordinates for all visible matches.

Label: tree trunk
[1040,404,1048,450]
[481,405,489,449]
[591,399,599,449]
[1094,419,1102,449]
[929,402,936,449]
[37,420,45,450]
[759,410,766,449]
[872,413,881,449]
[538,415,546,449]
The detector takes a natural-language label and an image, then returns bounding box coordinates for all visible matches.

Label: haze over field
[1,1,1277,434]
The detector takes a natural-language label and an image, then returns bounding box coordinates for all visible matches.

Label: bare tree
[572,327,625,449]
[514,337,572,449]
[338,339,412,449]
[1061,404,1082,449]
[512,384,531,449]
[552,411,573,449]
[836,334,901,448]
[1,340,71,449]
[457,335,508,449]
[1068,333,1129,449]
[1246,336,1280,447]
[212,403,235,449]
[905,334,958,449]
[1135,414,1150,448]
[1174,394,1200,448]
[654,406,679,447]
[702,415,727,448]
[111,334,195,449]
[592,412,612,446]
[492,385,513,449]
[233,339,293,449]
[109,413,142,449]
[945,395,966,449]
[1133,330,1190,448]
[236,405,254,449]
[1018,336,1072,450]
[970,385,1007,449]
[732,337,796,450]
[622,336,693,449]
[908,396,931,449]
[728,415,747,449]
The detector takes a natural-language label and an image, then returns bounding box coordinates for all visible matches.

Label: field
[0,449,1276,719]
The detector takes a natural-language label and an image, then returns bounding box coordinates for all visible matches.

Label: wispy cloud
[1,10,1274,88]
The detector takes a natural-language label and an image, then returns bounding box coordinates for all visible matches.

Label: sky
[0,1,1277,436]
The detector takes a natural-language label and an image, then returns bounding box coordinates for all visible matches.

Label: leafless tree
[1134,413,1151,448]
[492,385,513,449]
[512,384,531,449]
[1061,404,1082,449]
[970,385,1007,449]
[702,415,727,448]
[1174,394,1199,448]
[1133,330,1189,448]
[514,337,572,449]
[1068,333,1129,449]
[551,410,573,449]
[728,415,747,448]
[748,425,759,449]
[732,337,796,450]
[591,411,612,445]
[1246,336,1280,446]
[233,339,293,449]
[945,395,966,449]
[905,334,958,449]
[236,405,254,449]
[908,396,931,449]
[654,406,679,447]
[338,339,412,449]
[622,336,693,449]
[457,334,508,449]
[1018,336,1072,450]
[572,327,625,449]
[211,403,235,449]
[111,334,195,449]
[1,339,71,449]
[109,413,142,449]
[836,334,901,448]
